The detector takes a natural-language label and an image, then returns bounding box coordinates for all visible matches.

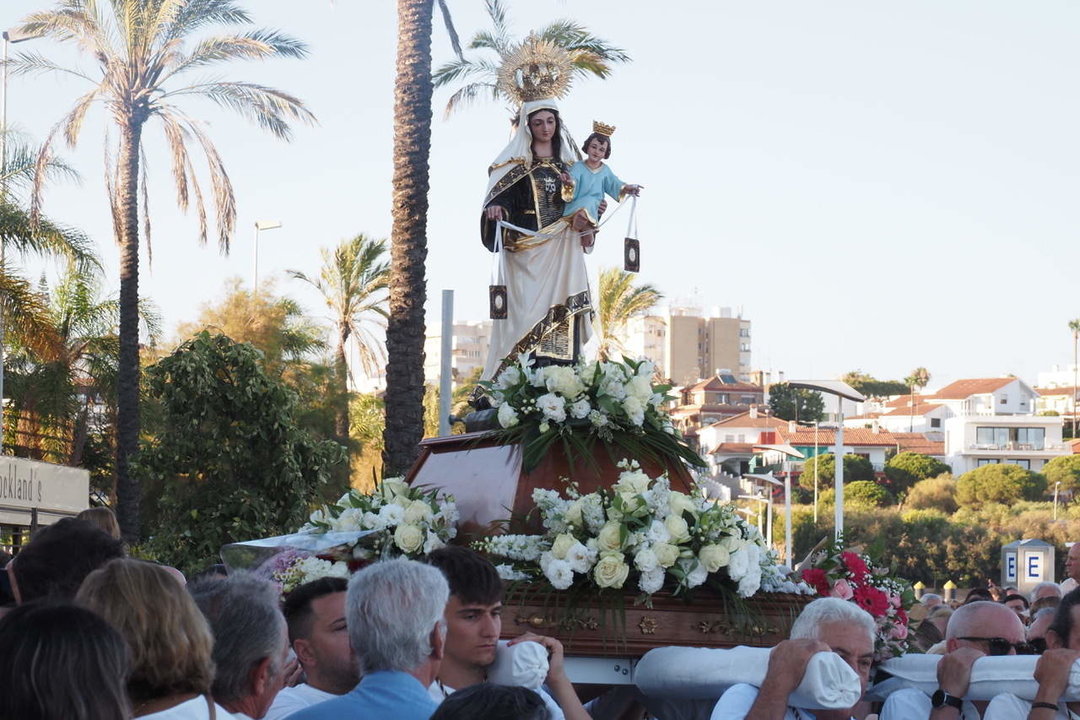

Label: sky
[2,0,1078,391]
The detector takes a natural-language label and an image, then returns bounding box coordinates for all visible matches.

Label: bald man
[880,601,1027,719]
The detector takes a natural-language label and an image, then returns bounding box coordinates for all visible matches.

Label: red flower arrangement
[799,541,914,661]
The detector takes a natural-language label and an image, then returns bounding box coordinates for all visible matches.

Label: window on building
[1004,459,1031,469]
[930,418,941,429]
[977,458,1000,466]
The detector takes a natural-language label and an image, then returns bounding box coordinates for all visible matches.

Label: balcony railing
[966,442,1063,452]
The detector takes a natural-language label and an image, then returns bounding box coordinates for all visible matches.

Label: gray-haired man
[189,572,292,719]
[290,558,449,720]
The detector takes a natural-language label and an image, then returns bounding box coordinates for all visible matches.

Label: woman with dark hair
[77,558,226,719]
[431,683,550,720]
[0,602,132,720]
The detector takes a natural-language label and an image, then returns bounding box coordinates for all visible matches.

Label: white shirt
[142,696,236,720]
[710,683,818,720]
[983,693,1074,720]
[880,687,980,720]
[429,680,565,720]
[263,684,339,720]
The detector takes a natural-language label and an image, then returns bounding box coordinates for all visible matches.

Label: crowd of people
[5,511,1080,720]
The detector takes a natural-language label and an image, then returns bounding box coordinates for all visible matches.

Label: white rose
[622,395,645,426]
[497,403,520,428]
[536,393,567,423]
[593,552,630,589]
[544,558,574,590]
[597,522,624,552]
[550,533,577,560]
[665,514,691,544]
[638,567,665,595]
[495,365,522,389]
[570,398,591,419]
[698,544,731,573]
[627,374,653,402]
[404,499,434,525]
[653,542,679,568]
[633,547,660,573]
[543,366,585,398]
[331,507,363,532]
[564,500,584,527]
[393,524,424,554]
[669,492,697,518]
[615,470,650,495]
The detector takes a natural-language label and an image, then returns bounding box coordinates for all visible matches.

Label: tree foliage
[905,475,959,514]
[596,267,662,361]
[136,332,345,574]
[1043,455,1080,495]
[955,463,1047,507]
[841,370,908,399]
[800,453,875,485]
[884,452,952,496]
[767,383,824,423]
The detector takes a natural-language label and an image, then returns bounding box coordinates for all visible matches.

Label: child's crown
[592,121,616,137]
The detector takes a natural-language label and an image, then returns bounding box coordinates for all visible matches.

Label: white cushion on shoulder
[634,645,861,710]
[486,639,549,689]
[876,654,1080,701]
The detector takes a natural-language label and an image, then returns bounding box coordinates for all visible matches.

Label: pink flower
[889,593,902,608]
[830,578,854,600]
[890,622,909,640]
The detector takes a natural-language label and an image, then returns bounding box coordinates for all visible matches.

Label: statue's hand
[485,205,506,222]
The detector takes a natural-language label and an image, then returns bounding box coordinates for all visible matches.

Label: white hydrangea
[645,519,671,545]
[566,541,597,574]
[569,398,591,419]
[482,534,544,562]
[600,376,628,400]
[638,567,665,595]
[633,546,660,573]
[377,502,405,527]
[361,511,386,531]
[543,557,574,590]
[626,375,653,402]
[580,494,606,534]
[738,567,762,597]
[330,507,363,532]
[680,558,709,589]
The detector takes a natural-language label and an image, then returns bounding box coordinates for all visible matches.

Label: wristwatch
[931,689,963,711]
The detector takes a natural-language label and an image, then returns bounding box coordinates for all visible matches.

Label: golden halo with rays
[497,35,575,105]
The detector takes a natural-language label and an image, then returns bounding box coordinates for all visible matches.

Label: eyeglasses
[1028,637,1048,654]
[956,636,1036,656]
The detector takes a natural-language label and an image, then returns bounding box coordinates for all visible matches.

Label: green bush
[1043,455,1080,495]
[955,464,1047,507]
[845,480,895,508]
[906,475,958,514]
[884,452,952,496]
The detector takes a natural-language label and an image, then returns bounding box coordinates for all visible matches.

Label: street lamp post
[785,380,866,542]
[1055,481,1061,521]
[1,27,43,453]
[738,493,768,535]
[813,421,820,524]
[252,220,282,289]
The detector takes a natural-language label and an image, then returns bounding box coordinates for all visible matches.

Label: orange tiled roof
[710,442,756,455]
[933,378,1017,399]
[775,426,904,447]
[1035,386,1079,397]
[706,411,789,429]
[891,432,946,456]
[686,376,763,393]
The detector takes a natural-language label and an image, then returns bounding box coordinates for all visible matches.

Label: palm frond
[0,263,63,361]
[436,0,463,60]
[165,29,308,79]
[4,50,97,83]
[167,81,316,140]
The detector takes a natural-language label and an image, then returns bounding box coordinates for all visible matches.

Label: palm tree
[288,235,390,450]
[11,0,315,539]
[596,266,662,361]
[433,0,631,119]
[903,367,931,432]
[1069,319,1080,438]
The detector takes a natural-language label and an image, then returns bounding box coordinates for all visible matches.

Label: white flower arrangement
[478,355,706,472]
[476,462,814,600]
[301,478,457,561]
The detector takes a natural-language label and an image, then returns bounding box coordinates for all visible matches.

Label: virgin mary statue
[479,38,593,383]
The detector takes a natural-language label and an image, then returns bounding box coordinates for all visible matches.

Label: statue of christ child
[561,121,642,249]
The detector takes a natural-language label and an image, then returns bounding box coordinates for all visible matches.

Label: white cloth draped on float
[871,654,1080,701]
[634,645,862,710]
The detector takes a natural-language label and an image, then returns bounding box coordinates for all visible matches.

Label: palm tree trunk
[335,324,351,447]
[383,0,433,477]
[115,120,144,541]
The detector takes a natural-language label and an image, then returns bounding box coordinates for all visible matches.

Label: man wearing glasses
[881,601,1027,719]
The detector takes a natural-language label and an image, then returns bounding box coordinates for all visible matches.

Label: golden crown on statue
[592,121,616,137]
[497,34,575,104]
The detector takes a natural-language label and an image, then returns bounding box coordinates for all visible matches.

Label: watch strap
[932,689,963,710]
